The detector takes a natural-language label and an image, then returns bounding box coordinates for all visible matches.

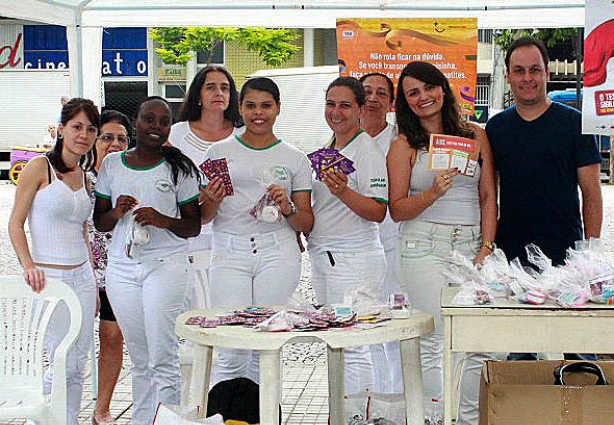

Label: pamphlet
[428,134,481,177]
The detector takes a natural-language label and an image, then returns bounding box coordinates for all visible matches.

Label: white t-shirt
[371,123,399,251]
[169,121,241,251]
[94,151,200,262]
[203,135,312,237]
[308,131,388,254]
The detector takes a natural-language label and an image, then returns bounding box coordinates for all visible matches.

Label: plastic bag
[249,166,282,223]
[345,392,405,425]
[254,310,310,332]
[445,251,491,305]
[152,404,224,425]
[480,248,514,299]
[124,209,150,259]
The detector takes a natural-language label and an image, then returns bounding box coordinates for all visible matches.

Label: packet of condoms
[307,148,356,181]
[200,158,234,196]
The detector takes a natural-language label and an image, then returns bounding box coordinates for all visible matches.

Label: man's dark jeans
[507,353,597,361]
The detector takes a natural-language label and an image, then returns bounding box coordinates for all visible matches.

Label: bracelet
[481,241,495,251]
[420,192,434,207]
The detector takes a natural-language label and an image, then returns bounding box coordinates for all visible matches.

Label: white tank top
[408,150,481,226]
[28,158,92,265]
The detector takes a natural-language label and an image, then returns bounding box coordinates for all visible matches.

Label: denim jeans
[396,220,498,424]
[507,353,597,361]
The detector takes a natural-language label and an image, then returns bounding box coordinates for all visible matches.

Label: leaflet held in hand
[428,134,481,177]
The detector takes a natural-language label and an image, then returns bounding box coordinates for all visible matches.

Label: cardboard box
[479,360,614,425]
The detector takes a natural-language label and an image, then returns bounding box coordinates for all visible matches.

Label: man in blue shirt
[486,36,602,364]
[486,36,602,266]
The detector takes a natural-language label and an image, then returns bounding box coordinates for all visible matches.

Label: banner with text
[583,0,614,135]
[336,18,477,116]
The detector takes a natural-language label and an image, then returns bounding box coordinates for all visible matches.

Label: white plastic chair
[0,276,83,425]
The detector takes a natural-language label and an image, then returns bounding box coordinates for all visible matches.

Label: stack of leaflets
[428,134,481,177]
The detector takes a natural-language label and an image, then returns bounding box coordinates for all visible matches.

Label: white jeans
[40,263,96,425]
[396,220,495,423]
[209,229,301,385]
[309,249,386,394]
[106,252,189,425]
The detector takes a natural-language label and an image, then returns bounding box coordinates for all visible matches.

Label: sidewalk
[0,332,330,425]
[80,339,330,425]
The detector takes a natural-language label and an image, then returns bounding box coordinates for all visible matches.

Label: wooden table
[441,287,614,425]
[176,308,434,425]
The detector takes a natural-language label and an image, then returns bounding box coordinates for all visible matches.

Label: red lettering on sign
[0,33,23,69]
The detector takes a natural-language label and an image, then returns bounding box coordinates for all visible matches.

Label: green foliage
[493,28,579,52]
[150,27,300,66]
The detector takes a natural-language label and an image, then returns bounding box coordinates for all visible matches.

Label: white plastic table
[176,308,434,425]
[441,287,614,425]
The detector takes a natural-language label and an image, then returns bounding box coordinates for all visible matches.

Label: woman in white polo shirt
[308,76,388,395]
[169,65,243,308]
[201,77,314,384]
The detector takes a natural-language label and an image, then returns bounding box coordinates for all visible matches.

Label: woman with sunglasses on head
[387,61,497,424]
[169,65,243,309]
[9,98,100,425]
[88,110,131,425]
[307,76,388,395]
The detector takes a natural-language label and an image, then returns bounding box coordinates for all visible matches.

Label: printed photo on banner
[336,18,477,116]
[582,0,614,135]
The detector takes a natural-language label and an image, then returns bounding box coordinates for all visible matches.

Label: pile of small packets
[447,239,614,308]
[185,306,358,332]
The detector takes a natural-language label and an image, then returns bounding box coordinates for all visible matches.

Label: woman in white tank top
[8,98,100,425]
[387,62,496,425]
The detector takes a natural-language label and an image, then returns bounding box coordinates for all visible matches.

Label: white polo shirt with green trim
[94,151,200,261]
[309,130,388,253]
[203,135,312,236]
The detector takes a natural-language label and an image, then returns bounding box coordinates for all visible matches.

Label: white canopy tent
[0,0,587,103]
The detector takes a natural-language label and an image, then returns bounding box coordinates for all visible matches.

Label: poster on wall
[336,18,477,116]
[583,0,614,135]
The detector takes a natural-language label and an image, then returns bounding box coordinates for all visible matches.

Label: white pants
[209,230,301,385]
[40,263,96,425]
[396,220,496,423]
[106,252,189,425]
[309,249,386,394]
[370,239,403,393]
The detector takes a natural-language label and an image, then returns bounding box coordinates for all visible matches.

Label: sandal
[92,413,117,425]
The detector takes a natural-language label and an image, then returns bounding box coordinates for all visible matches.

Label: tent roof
[2,0,586,29]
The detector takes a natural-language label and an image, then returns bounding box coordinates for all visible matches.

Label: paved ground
[1,180,614,424]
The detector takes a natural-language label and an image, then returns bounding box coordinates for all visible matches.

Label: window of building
[476,75,491,107]
[163,83,187,119]
[103,81,148,122]
[478,29,493,44]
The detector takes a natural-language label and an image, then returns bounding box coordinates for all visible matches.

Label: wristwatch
[481,240,495,251]
[282,200,298,218]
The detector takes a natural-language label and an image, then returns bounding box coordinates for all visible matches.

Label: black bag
[206,377,281,424]
[553,361,609,386]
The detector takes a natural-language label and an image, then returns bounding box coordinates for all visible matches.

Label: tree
[150,27,300,67]
[493,28,580,56]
